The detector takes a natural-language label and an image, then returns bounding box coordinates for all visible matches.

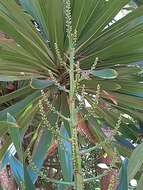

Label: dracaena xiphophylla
[0,0,143,189]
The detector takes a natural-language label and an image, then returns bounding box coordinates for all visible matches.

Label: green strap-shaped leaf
[29,127,53,182]
[128,142,143,181]
[117,159,128,190]
[111,92,143,110]
[0,91,40,120]
[30,79,54,89]
[38,0,65,52]
[78,0,129,49]
[87,115,115,157]
[80,6,143,68]
[60,92,71,135]
[8,156,35,190]
[0,121,19,137]
[20,0,65,53]
[0,0,56,71]
[58,123,73,182]
[18,103,38,138]
[136,173,143,190]
[0,136,11,161]
[90,69,118,79]
[7,113,23,162]
[3,113,36,189]
[0,75,41,81]
[0,85,35,105]
[81,79,121,91]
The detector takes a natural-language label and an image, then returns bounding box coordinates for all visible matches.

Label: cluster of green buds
[96,84,101,104]
[48,69,69,93]
[38,97,58,137]
[54,43,63,65]
[48,69,60,87]
[26,148,48,181]
[91,57,99,71]
[112,114,122,138]
[41,90,69,121]
[73,29,77,47]
[39,91,71,143]
[20,181,26,190]
[83,101,98,120]
[54,42,70,71]
[64,0,72,37]
[71,128,82,175]
[108,174,117,190]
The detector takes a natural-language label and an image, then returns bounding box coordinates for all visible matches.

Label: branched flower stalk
[64,0,83,189]
[39,96,71,142]
[26,148,73,188]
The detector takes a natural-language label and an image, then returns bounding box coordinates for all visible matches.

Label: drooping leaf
[7,113,23,162]
[28,127,53,182]
[58,123,73,182]
[117,159,128,190]
[128,142,143,181]
[9,156,35,190]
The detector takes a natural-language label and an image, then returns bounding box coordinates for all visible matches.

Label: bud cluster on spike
[26,148,48,180]
[54,43,63,65]
[39,92,71,146]
[96,84,101,104]
[39,98,51,128]
[40,90,69,121]
[72,128,81,172]
[91,57,99,71]
[20,181,26,190]
[75,61,81,74]
[73,29,77,47]
[38,97,59,136]
[64,0,72,37]
[54,42,70,71]
[48,69,60,87]
[47,69,69,93]
[111,114,122,139]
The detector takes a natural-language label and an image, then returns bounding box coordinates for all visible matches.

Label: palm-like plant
[0,0,143,189]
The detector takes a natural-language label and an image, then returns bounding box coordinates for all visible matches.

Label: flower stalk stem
[69,36,83,190]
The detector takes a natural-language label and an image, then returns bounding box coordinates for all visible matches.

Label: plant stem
[69,37,83,190]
